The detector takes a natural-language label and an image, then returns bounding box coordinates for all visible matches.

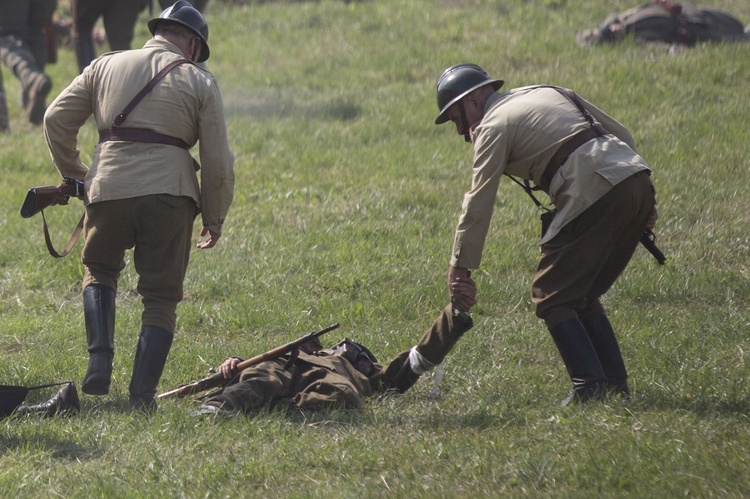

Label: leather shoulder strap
[112,59,192,127]
[41,211,84,258]
[538,85,607,135]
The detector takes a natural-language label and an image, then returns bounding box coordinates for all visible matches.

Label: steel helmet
[435,63,504,124]
[148,0,210,62]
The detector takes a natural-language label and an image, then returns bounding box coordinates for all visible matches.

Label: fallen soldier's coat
[577,1,750,47]
[200,304,473,414]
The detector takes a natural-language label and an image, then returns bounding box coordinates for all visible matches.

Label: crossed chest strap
[98,59,192,150]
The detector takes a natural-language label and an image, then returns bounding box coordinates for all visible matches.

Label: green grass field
[1,0,749,496]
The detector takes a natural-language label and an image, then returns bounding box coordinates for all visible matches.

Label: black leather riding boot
[82,285,116,395]
[15,382,80,418]
[579,309,629,397]
[549,316,607,407]
[129,326,173,412]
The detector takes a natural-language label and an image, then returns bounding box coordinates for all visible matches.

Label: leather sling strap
[507,86,609,204]
[41,210,85,258]
[537,86,607,192]
[99,58,192,148]
[112,59,191,127]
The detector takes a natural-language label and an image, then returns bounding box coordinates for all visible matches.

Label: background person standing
[71,0,150,73]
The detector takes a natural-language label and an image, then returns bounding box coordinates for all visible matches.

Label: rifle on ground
[156,323,340,400]
[20,177,85,258]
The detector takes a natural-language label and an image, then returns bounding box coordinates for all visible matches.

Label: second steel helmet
[435,63,504,125]
[148,0,210,62]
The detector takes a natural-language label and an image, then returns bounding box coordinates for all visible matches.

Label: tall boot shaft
[549,316,606,405]
[82,285,116,395]
[84,285,116,353]
[579,307,629,396]
[129,326,173,412]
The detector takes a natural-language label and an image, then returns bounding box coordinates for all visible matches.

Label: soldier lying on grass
[192,276,477,417]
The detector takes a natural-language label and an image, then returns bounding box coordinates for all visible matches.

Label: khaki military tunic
[451,86,651,269]
[44,38,234,234]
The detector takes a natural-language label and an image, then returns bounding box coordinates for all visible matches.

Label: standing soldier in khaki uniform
[0,0,57,129]
[434,63,658,406]
[43,1,235,412]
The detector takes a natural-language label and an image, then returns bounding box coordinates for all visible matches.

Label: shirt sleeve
[197,79,235,234]
[43,72,93,180]
[450,124,508,269]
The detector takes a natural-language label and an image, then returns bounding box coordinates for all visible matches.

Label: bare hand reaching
[197,227,220,249]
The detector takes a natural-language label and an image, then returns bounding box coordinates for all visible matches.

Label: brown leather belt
[99,127,190,150]
[539,125,607,192]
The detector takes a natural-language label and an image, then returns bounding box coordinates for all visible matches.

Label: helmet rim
[148,1,210,62]
[435,63,503,124]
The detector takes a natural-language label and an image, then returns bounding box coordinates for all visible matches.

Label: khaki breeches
[81,194,196,332]
[532,171,655,328]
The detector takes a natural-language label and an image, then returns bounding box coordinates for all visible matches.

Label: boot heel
[82,352,113,395]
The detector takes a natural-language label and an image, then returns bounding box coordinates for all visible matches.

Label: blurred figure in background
[71,0,150,73]
[0,0,57,129]
[576,0,750,53]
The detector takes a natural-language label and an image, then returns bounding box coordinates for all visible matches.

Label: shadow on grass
[0,431,101,461]
[631,392,750,417]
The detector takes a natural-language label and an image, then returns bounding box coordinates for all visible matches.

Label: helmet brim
[435,79,504,125]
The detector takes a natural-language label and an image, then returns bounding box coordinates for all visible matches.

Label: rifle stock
[156,323,340,400]
[21,177,84,218]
